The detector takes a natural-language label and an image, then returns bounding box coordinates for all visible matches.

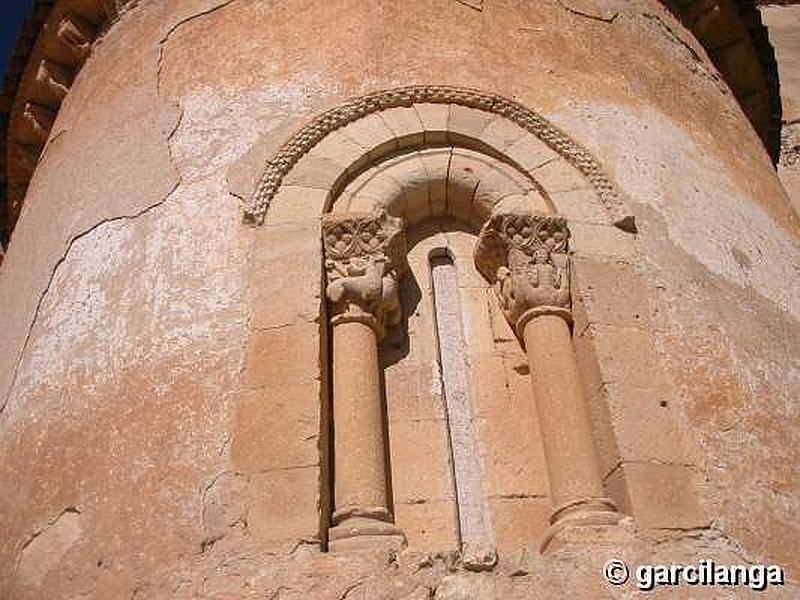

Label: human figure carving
[478,212,572,333]
[495,246,570,328]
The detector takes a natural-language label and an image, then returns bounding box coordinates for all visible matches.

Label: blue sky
[1,1,34,82]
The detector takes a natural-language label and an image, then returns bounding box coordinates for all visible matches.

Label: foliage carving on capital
[475,212,571,334]
[323,210,407,336]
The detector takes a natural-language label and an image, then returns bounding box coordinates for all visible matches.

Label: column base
[328,517,406,553]
[461,539,498,572]
[540,498,628,553]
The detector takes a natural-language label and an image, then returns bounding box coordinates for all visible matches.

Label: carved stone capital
[323,210,407,337]
[475,211,572,335]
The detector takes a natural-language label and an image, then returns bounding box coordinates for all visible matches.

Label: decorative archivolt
[297,87,638,556]
[245,85,636,233]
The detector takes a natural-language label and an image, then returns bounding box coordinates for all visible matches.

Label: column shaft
[332,320,389,519]
[522,314,606,510]
[322,209,407,551]
[474,211,623,551]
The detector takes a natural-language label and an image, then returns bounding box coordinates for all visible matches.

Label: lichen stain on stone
[17,508,83,587]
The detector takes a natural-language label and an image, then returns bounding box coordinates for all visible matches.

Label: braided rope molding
[245,85,636,232]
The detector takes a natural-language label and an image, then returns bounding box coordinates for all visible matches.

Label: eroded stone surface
[0,1,799,598]
[17,508,83,587]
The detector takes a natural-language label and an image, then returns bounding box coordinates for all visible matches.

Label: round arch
[245,85,637,233]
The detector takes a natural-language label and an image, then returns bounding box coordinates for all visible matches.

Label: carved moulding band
[245,85,635,232]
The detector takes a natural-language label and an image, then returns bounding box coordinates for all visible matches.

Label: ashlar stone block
[379,106,425,149]
[447,104,496,142]
[477,415,550,499]
[413,102,449,144]
[244,321,321,390]
[529,157,591,194]
[388,418,456,504]
[568,221,638,262]
[487,496,551,554]
[600,381,701,466]
[418,147,451,217]
[607,463,709,530]
[549,188,611,225]
[282,151,343,190]
[479,116,525,153]
[251,221,322,329]
[266,185,329,225]
[582,324,661,390]
[571,257,651,329]
[394,499,459,552]
[341,113,397,158]
[504,133,559,171]
[248,466,321,546]
[307,130,370,174]
[468,352,511,418]
[347,166,405,213]
[384,360,446,422]
[231,386,320,473]
[447,150,493,223]
[459,288,496,354]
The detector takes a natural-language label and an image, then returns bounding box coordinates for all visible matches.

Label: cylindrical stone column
[330,319,394,531]
[322,210,406,552]
[520,311,618,537]
[475,209,621,552]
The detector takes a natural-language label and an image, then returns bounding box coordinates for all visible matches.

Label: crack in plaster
[0,181,180,415]
[556,0,619,23]
[338,580,366,600]
[455,0,484,11]
[17,506,82,557]
[641,12,702,63]
[15,506,83,586]
[639,11,731,98]
[602,458,698,483]
[157,0,239,59]
[0,4,227,414]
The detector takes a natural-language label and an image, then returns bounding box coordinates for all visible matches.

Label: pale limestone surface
[761,3,800,212]
[0,1,798,599]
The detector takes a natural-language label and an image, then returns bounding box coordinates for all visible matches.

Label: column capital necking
[322,209,407,337]
[475,211,572,336]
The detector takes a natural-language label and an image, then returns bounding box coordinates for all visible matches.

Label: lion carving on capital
[325,253,401,328]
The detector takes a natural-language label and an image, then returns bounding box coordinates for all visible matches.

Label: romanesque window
[246,86,664,557]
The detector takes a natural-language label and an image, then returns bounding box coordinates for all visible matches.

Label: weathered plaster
[1,1,798,598]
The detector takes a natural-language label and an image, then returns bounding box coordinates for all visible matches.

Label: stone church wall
[0,1,798,598]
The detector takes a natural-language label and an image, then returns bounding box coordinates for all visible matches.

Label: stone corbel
[56,13,98,61]
[36,60,75,101]
[23,103,56,144]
